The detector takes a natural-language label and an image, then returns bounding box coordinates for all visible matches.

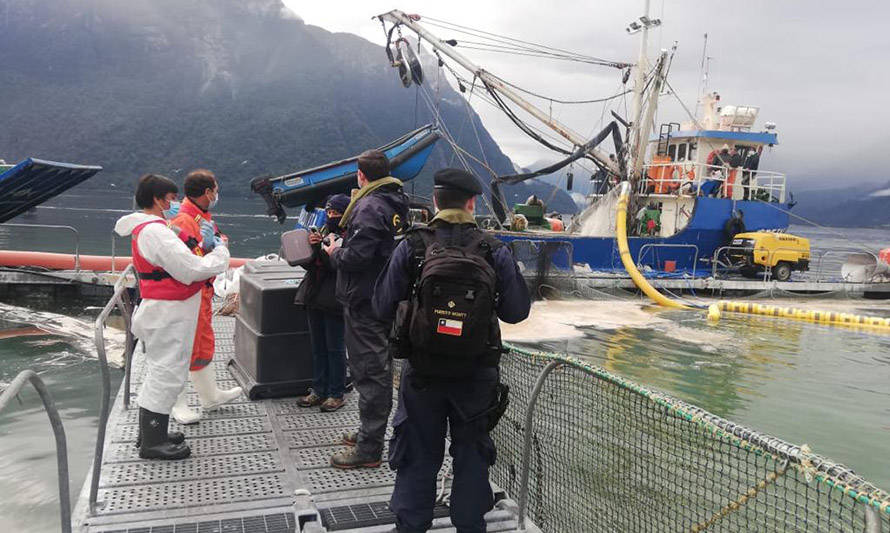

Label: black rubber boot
[135,430,184,448]
[138,407,191,460]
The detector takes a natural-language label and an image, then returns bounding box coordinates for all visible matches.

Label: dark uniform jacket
[330,181,409,312]
[294,227,342,315]
[371,210,531,327]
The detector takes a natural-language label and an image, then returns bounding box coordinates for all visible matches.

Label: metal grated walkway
[73,314,524,532]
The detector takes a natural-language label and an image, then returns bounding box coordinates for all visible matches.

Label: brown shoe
[320,397,345,412]
[330,448,382,469]
[341,430,358,446]
[297,392,324,408]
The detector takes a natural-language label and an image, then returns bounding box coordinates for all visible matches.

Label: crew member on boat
[372,168,531,533]
[114,174,229,460]
[322,149,409,469]
[167,169,242,425]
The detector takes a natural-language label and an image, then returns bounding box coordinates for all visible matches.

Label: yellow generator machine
[728,232,811,281]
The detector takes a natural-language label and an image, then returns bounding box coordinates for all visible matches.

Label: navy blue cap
[325,193,350,213]
[433,168,483,196]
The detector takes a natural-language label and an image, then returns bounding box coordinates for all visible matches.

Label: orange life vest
[171,199,217,370]
[131,220,204,300]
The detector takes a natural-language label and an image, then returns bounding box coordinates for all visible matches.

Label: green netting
[491,345,890,532]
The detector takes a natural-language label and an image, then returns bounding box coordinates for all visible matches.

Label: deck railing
[496,346,890,533]
[0,370,71,533]
[90,264,137,513]
[710,245,883,284]
[640,162,786,203]
[0,222,82,271]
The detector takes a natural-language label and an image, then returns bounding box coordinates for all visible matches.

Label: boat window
[688,142,697,161]
[677,143,688,161]
[668,144,677,160]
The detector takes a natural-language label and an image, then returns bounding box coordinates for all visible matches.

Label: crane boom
[378,10,622,176]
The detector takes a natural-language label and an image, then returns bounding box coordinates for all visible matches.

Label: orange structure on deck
[0,250,247,271]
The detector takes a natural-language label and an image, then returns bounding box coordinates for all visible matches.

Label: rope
[419,15,629,68]
[689,460,790,532]
[415,82,504,227]
[489,73,633,105]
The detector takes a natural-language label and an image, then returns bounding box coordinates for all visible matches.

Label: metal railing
[90,264,136,513]
[516,360,561,528]
[499,347,890,532]
[636,243,700,278]
[640,162,786,203]
[710,245,881,284]
[0,223,81,271]
[0,369,71,533]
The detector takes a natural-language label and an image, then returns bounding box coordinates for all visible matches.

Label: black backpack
[393,226,504,378]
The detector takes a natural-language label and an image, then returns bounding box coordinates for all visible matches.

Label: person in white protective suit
[114,174,230,460]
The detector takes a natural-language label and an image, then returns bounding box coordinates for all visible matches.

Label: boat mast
[625,0,663,183]
[378,10,621,176]
[629,0,651,154]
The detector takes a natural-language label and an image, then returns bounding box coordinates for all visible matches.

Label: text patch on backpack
[436,318,463,337]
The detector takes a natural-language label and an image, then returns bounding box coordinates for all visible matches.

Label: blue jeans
[306,309,346,399]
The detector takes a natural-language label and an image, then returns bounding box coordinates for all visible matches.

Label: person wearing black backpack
[372,168,531,533]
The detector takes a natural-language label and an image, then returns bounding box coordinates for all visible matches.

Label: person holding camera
[295,193,350,412]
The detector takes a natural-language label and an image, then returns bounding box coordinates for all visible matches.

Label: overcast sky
[283,1,890,188]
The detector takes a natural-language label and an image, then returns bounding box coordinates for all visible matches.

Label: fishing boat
[374,10,794,277]
[0,158,103,223]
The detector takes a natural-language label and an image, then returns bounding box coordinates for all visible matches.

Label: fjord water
[0,189,888,532]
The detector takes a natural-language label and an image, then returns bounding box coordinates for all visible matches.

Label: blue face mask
[163,200,181,219]
[208,192,219,210]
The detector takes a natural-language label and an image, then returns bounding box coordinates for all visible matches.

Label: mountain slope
[0,0,576,212]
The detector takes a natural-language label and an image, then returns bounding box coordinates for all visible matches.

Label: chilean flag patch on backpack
[437,318,463,337]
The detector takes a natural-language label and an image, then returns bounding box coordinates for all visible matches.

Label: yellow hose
[615,183,690,309]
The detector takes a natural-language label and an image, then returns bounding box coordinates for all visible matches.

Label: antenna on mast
[694,33,710,118]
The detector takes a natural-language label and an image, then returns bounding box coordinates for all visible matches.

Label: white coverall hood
[114,212,162,237]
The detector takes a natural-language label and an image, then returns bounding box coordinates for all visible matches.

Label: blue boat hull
[251,124,440,223]
[0,158,102,223]
[495,197,791,274]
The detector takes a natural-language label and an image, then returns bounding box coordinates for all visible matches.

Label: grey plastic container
[239,272,308,335]
[231,314,313,399]
[280,229,314,266]
[243,259,303,276]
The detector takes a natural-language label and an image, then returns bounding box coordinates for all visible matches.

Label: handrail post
[0,370,71,533]
[72,226,80,272]
[865,505,882,533]
[517,360,562,529]
[110,232,116,274]
[120,288,136,409]
[89,264,135,513]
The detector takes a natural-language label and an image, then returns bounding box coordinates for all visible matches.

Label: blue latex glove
[213,235,226,248]
[200,220,216,252]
